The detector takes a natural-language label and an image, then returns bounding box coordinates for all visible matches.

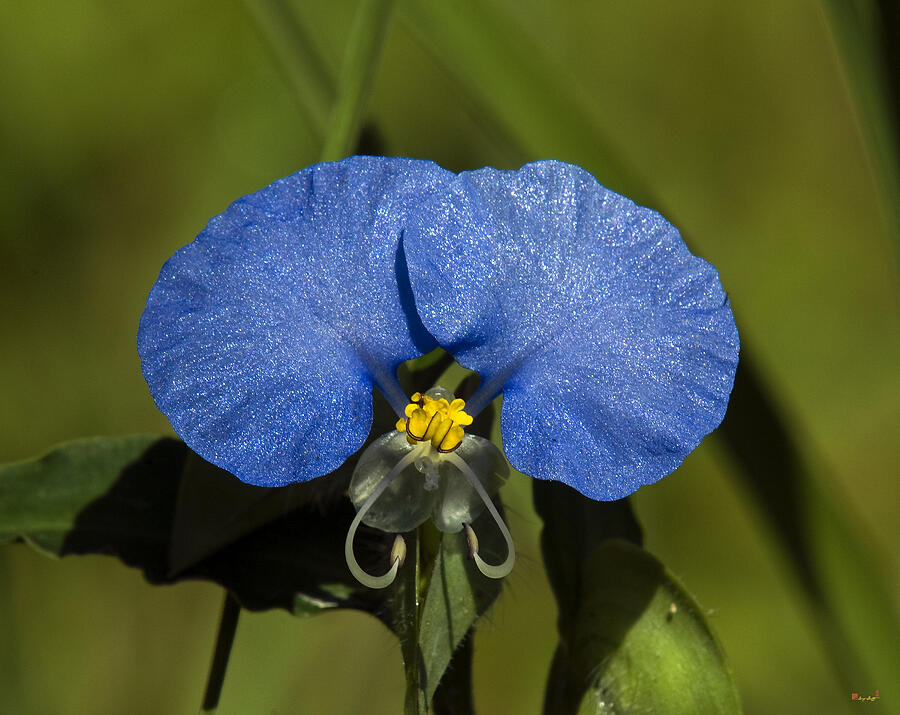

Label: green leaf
[0,433,504,713]
[534,481,739,713]
[394,518,504,714]
[0,434,173,555]
[571,541,741,715]
[0,435,386,615]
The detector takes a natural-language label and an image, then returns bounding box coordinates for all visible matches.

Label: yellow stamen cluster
[395,392,474,453]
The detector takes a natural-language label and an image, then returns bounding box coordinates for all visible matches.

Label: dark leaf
[720,357,900,690]
[0,435,387,615]
[0,434,168,555]
[533,479,641,634]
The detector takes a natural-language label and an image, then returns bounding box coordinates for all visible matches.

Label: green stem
[394,529,427,715]
[200,592,242,713]
[320,0,399,161]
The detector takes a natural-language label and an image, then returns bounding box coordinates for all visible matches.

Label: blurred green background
[1,1,898,713]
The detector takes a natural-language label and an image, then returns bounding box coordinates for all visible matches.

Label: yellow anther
[396,392,473,452]
[406,407,435,442]
[431,416,453,449]
[447,398,473,427]
[437,424,464,453]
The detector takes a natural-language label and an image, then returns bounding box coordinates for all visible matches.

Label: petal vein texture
[138,157,449,486]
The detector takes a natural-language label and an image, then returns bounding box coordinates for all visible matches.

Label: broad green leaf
[0,434,173,555]
[534,481,739,713]
[0,433,505,714]
[571,541,741,715]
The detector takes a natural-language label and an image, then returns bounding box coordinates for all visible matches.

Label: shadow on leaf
[58,437,389,618]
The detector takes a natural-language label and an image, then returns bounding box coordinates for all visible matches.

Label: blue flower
[138,156,738,587]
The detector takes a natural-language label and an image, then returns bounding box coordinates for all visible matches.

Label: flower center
[395,392,473,452]
[344,387,515,589]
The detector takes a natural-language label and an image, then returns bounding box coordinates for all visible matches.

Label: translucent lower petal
[349,433,437,532]
[432,435,508,533]
[349,434,508,533]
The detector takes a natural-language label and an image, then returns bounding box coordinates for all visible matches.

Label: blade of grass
[243,0,335,136]
[399,0,646,201]
[320,0,399,161]
[821,0,900,286]
[721,358,899,693]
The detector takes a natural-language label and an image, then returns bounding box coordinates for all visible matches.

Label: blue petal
[138,156,447,486]
[405,160,739,500]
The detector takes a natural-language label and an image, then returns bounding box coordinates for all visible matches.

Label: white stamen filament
[444,451,516,579]
[344,444,427,588]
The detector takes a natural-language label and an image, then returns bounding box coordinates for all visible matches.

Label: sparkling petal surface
[138,157,448,486]
[405,160,739,500]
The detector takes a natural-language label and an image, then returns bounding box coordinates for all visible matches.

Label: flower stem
[200,591,241,713]
[394,528,427,715]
